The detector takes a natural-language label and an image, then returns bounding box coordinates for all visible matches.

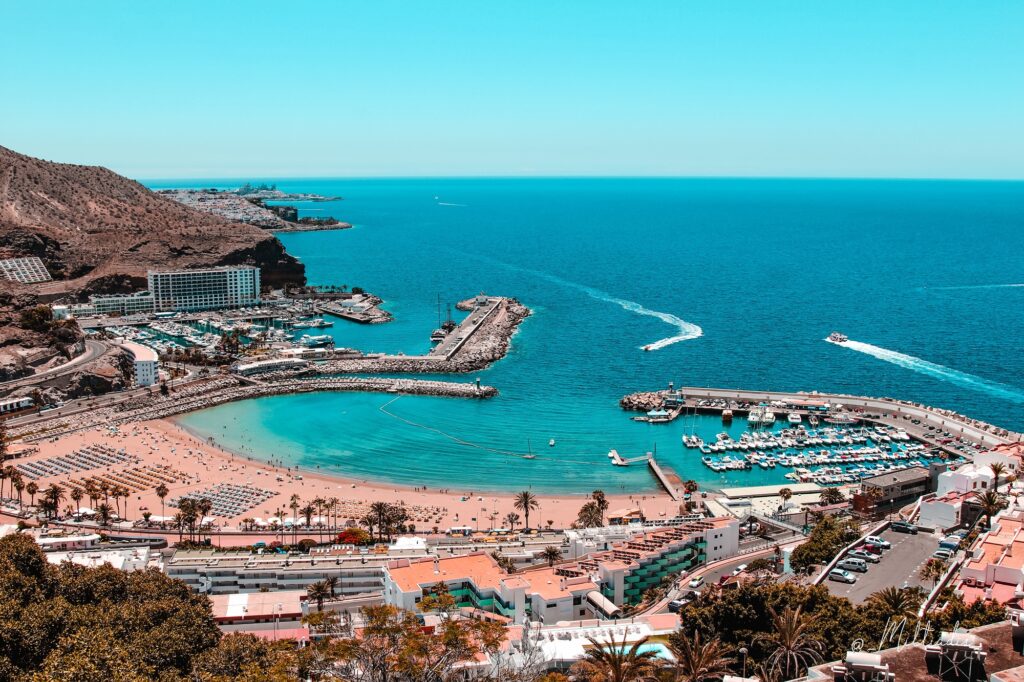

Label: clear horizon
[3,1,1023,180]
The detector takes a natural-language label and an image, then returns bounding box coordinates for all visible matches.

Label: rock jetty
[620,392,665,412]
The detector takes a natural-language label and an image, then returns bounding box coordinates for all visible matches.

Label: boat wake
[436,202,467,207]
[455,251,702,350]
[827,338,1024,403]
[522,268,702,350]
[922,283,1024,291]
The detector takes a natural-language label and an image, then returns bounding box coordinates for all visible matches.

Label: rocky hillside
[0,145,305,293]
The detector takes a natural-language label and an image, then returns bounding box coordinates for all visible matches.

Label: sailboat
[523,438,537,460]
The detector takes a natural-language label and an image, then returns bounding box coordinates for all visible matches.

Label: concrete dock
[624,385,1018,451]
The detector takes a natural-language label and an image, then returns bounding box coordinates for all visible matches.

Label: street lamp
[739,647,749,677]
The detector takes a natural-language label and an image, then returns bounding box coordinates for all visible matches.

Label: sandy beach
[6,418,684,534]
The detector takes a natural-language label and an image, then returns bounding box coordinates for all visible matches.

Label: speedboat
[762,411,776,425]
[787,412,802,424]
[549,439,556,447]
[827,332,849,344]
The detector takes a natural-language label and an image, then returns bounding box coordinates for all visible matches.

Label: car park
[837,558,868,573]
[891,521,919,535]
[688,576,705,589]
[864,536,891,549]
[829,569,857,584]
[848,549,881,563]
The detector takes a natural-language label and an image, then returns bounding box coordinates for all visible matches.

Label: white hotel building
[147,265,261,312]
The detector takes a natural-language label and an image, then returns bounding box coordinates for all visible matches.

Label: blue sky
[2,1,1022,179]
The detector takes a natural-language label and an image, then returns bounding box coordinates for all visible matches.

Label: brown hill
[0,145,305,295]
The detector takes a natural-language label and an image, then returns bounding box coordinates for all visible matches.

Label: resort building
[383,518,738,624]
[919,490,981,530]
[120,340,159,386]
[209,590,305,629]
[958,509,1024,604]
[162,546,429,595]
[0,256,51,283]
[147,265,261,312]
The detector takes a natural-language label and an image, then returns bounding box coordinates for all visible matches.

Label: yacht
[430,329,447,343]
[721,409,733,422]
[827,332,849,344]
[787,412,802,424]
[762,410,777,425]
[747,407,763,425]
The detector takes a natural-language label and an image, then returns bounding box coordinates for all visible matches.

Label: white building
[0,256,51,283]
[232,358,307,376]
[0,396,34,415]
[147,266,261,312]
[120,341,159,386]
[936,462,995,496]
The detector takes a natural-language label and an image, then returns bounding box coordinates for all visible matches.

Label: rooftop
[120,340,159,363]
[862,466,931,486]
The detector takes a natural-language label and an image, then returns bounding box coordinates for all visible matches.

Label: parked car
[731,564,748,577]
[891,521,919,535]
[933,548,955,561]
[939,536,962,550]
[668,599,689,613]
[837,558,869,573]
[688,576,705,589]
[858,543,884,555]
[829,569,857,584]
[864,535,892,549]
[848,549,881,563]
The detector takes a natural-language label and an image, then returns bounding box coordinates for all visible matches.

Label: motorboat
[787,412,802,424]
[827,332,849,343]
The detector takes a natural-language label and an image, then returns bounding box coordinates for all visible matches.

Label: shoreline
[6,417,682,531]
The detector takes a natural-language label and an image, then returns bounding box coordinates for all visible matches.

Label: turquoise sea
[146,179,1024,493]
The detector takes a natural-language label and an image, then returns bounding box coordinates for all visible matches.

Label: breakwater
[620,385,1018,449]
[16,375,496,441]
[315,297,530,374]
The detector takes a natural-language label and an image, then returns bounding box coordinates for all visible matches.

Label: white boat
[787,412,802,424]
[549,439,556,447]
[747,407,763,424]
[827,331,849,343]
[762,411,776,425]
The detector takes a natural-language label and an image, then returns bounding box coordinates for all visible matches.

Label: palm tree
[43,484,66,519]
[973,489,1006,528]
[868,586,922,621]
[818,487,845,506]
[155,482,169,519]
[307,580,330,612]
[13,476,25,510]
[576,501,604,528]
[541,545,563,567]
[0,466,7,501]
[301,504,315,529]
[779,488,793,508]
[70,487,83,515]
[756,606,824,680]
[989,462,1007,494]
[324,575,339,598]
[505,511,520,529]
[369,501,391,542]
[514,491,539,530]
[26,481,38,509]
[592,490,609,524]
[96,502,113,527]
[571,634,662,682]
[920,558,947,587]
[172,511,186,540]
[289,494,301,543]
[328,496,340,531]
[666,630,734,682]
[197,498,213,540]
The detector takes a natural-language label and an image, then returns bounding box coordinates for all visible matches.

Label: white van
[837,557,868,573]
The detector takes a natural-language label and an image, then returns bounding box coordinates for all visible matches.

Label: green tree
[973,489,1006,528]
[514,491,539,529]
[576,501,604,528]
[541,545,563,567]
[756,605,824,680]
[789,515,860,572]
[570,634,662,682]
[818,487,845,506]
[989,462,1007,494]
[666,630,734,682]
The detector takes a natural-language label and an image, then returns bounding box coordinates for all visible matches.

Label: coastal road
[0,339,110,390]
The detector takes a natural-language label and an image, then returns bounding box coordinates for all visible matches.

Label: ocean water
[146,178,1024,493]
